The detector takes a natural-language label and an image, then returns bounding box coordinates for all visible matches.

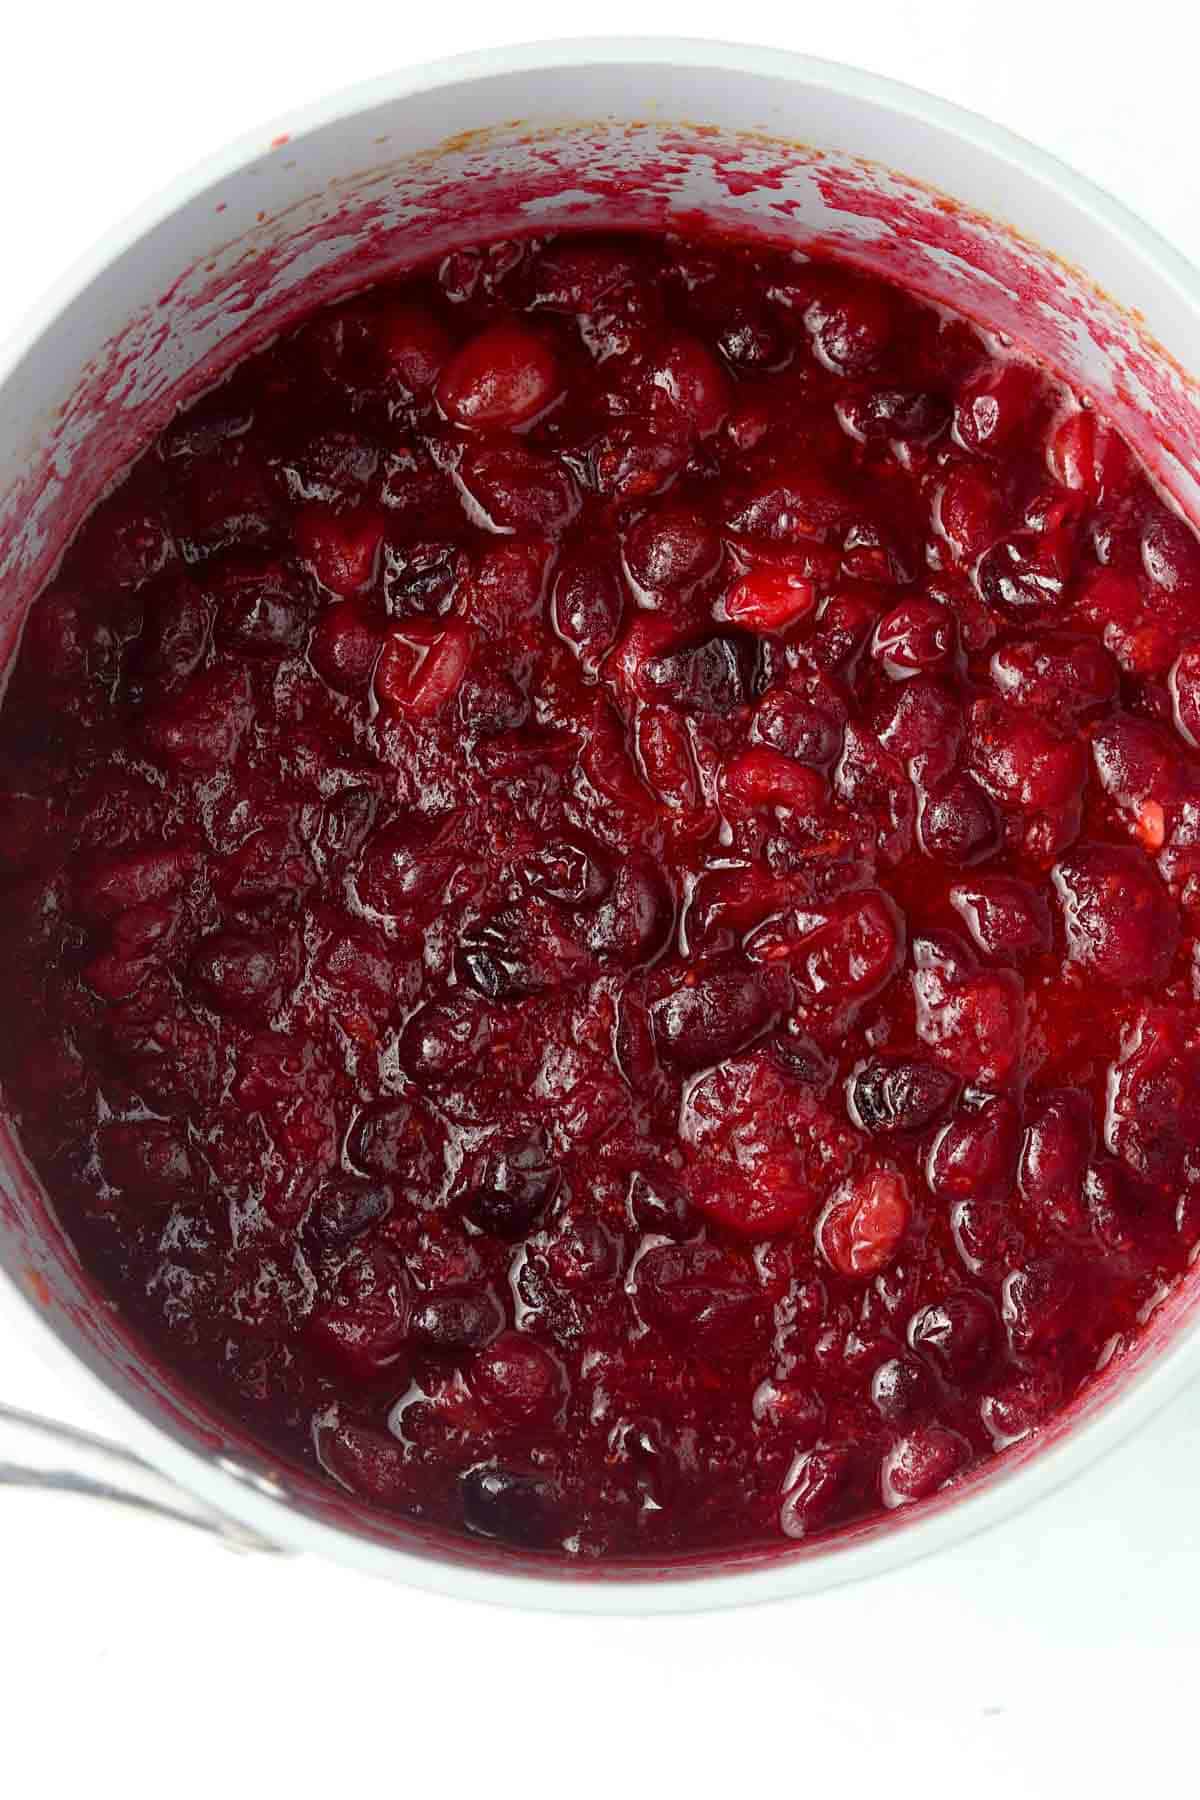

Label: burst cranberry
[722,569,816,633]
[818,1171,911,1277]
[928,1095,1020,1200]
[374,619,472,715]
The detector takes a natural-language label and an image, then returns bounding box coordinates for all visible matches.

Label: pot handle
[0,1401,283,1552]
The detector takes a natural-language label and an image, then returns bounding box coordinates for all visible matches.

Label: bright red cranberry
[374,619,472,716]
[549,557,623,673]
[818,1171,911,1278]
[990,634,1118,714]
[806,280,894,375]
[911,930,1024,1085]
[722,569,816,634]
[437,322,560,430]
[752,675,847,766]
[647,332,731,437]
[624,506,720,592]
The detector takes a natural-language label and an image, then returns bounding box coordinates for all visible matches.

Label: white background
[2,5,1199,1795]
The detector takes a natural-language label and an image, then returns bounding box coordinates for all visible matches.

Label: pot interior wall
[3,61,1200,1578]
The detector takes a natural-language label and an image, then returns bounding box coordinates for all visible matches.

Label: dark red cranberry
[642,631,763,716]
[908,1289,999,1379]
[409,1289,505,1352]
[307,1178,393,1249]
[649,962,775,1071]
[847,1057,958,1135]
[461,1464,563,1548]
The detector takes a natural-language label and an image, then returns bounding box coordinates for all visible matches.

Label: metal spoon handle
[0,1400,281,1551]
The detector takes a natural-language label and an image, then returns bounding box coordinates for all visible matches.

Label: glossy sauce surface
[4,230,1200,1559]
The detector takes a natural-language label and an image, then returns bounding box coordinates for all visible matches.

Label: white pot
[2,36,1199,1614]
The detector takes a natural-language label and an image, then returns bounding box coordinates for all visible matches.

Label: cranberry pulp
[4,229,1200,1563]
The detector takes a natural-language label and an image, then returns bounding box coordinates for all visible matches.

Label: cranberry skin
[752,677,846,767]
[635,1242,759,1344]
[722,570,816,634]
[437,323,560,430]
[191,930,279,1017]
[817,1171,911,1278]
[955,362,1040,455]
[918,775,1000,866]
[928,1095,1020,1201]
[471,1331,568,1424]
[991,635,1118,714]
[143,666,254,775]
[309,602,380,694]
[295,506,384,597]
[1052,844,1179,987]
[847,1058,958,1136]
[779,1445,859,1539]
[872,600,957,679]
[778,889,904,1009]
[550,558,622,673]
[308,1253,411,1382]
[643,631,762,716]
[806,281,894,375]
[1019,1091,1093,1231]
[409,1290,505,1353]
[134,577,209,687]
[307,1178,393,1249]
[870,1355,934,1424]
[649,962,776,1071]
[648,332,732,437]
[911,930,1025,1086]
[461,1465,563,1548]
[949,876,1052,961]
[908,1289,999,1380]
[1002,1256,1085,1356]
[374,619,473,716]
[1104,1006,1200,1188]
[1169,642,1200,749]
[881,1425,970,1507]
[458,444,578,535]
[467,1138,561,1241]
[624,506,720,592]
[375,301,452,393]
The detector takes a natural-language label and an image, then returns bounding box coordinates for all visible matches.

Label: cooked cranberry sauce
[4,229,1200,1560]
